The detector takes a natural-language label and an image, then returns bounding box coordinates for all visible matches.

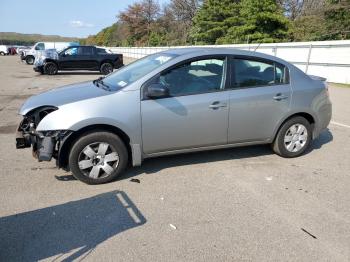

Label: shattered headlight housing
[18,106,58,133]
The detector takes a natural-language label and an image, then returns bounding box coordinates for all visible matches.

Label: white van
[0,45,9,56]
[21,42,79,65]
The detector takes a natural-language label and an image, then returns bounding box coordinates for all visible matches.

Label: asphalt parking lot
[0,55,349,261]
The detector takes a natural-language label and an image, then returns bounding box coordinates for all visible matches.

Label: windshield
[101,53,178,91]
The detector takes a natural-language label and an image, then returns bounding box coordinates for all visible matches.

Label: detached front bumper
[16,120,71,162]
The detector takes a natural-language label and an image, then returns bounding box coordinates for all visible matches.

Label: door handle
[273,93,289,101]
[209,101,227,109]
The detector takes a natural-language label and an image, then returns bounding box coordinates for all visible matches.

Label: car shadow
[123,129,333,179]
[56,71,102,76]
[54,129,333,182]
[0,191,146,261]
[308,128,333,151]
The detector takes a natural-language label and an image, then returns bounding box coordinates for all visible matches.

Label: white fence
[108,40,350,84]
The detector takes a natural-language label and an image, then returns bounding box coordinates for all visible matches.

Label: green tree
[324,0,350,39]
[191,0,241,44]
[223,0,290,43]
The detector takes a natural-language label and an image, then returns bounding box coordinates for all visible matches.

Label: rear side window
[78,47,93,55]
[234,58,288,88]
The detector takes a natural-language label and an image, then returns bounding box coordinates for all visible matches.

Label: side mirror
[147,83,169,99]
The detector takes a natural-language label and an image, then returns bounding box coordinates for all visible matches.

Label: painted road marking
[331,121,350,129]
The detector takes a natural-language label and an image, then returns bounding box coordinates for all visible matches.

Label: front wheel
[25,55,35,65]
[272,116,312,158]
[44,62,58,75]
[100,62,113,75]
[0,51,5,56]
[69,132,128,184]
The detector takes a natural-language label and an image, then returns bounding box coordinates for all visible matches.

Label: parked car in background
[17,46,31,57]
[16,48,332,184]
[21,41,79,65]
[0,45,9,55]
[33,46,124,75]
[7,47,17,55]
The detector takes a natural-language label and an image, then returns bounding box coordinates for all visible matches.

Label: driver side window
[64,47,78,56]
[158,58,226,97]
[35,43,45,51]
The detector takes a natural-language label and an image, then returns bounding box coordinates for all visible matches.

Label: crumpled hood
[19,81,110,115]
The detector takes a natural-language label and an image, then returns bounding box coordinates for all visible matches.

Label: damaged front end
[16,106,72,162]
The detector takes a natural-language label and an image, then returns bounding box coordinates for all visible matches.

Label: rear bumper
[113,60,124,69]
[314,102,332,138]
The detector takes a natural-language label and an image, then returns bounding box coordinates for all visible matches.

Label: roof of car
[162,47,290,66]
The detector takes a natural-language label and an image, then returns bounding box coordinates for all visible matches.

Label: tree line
[82,0,350,46]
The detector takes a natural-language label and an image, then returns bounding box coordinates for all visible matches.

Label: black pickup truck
[33,46,123,75]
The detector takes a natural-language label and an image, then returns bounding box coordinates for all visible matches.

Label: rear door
[77,46,96,69]
[227,56,291,143]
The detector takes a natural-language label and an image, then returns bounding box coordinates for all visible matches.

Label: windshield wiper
[93,77,111,91]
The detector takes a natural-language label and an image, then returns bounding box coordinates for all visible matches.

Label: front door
[59,47,79,69]
[228,57,292,143]
[141,57,229,154]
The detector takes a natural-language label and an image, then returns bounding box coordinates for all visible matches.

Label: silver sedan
[16,48,332,184]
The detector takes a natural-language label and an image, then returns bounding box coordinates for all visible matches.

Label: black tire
[44,62,58,75]
[100,62,113,75]
[25,55,35,65]
[69,131,128,185]
[272,116,312,158]
[0,52,5,56]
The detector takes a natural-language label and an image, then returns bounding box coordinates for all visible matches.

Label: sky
[0,0,168,38]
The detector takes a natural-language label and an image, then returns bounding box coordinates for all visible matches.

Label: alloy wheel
[78,142,119,179]
[284,124,308,153]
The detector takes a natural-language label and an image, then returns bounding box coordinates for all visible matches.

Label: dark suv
[33,46,123,75]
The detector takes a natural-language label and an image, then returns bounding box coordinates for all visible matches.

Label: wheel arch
[100,59,113,67]
[44,59,58,66]
[272,112,316,142]
[58,124,132,171]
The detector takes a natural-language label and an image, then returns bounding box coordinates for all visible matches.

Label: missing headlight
[19,106,58,132]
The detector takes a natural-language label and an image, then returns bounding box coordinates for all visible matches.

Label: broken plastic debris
[130,178,140,183]
[169,224,177,230]
[265,176,273,181]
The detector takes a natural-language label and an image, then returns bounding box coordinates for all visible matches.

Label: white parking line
[331,121,350,129]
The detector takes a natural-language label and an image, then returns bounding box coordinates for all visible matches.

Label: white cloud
[69,20,94,28]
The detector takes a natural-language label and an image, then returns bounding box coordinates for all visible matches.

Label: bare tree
[170,0,202,25]
[278,0,326,20]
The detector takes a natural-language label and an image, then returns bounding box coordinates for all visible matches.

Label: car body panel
[227,83,292,143]
[141,91,229,154]
[19,81,110,115]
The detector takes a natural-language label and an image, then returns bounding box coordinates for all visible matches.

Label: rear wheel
[272,116,312,158]
[100,62,113,75]
[44,62,58,75]
[25,55,35,65]
[0,51,5,56]
[69,132,128,184]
